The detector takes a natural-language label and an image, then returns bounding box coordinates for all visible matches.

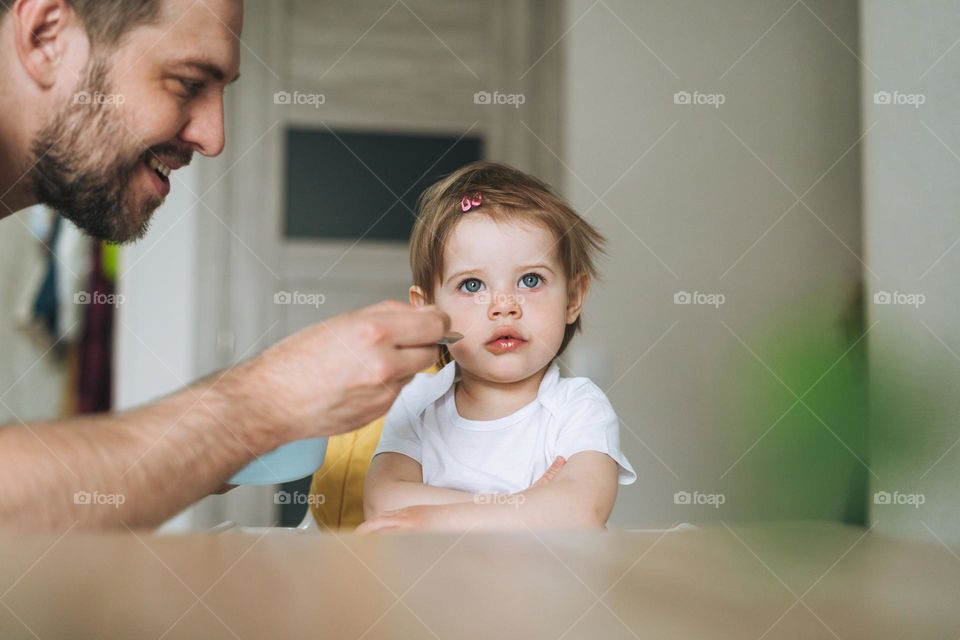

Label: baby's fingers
[356,511,406,534]
[532,456,566,488]
[356,518,391,534]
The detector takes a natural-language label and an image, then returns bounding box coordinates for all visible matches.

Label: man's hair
[411,161,606,366]
[0,0,162,49]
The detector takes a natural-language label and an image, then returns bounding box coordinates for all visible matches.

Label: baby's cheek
[447,343,466,361]
[537,325,567,357]
[537,311,571,352]
[446,299,486,329]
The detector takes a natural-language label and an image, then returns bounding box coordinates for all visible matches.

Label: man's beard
[28,61,191,244]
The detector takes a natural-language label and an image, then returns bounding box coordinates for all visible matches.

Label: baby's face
[424,213,583,384]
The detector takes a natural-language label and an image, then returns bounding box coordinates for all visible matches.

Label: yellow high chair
[303,366,438,531]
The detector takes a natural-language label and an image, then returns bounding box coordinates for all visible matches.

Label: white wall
[115,159,276,531]
[561,0,865,526]
[115,169,199,410]
[862,0,960,543]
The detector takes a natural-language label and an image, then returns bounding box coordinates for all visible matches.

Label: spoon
[437,331,463,345]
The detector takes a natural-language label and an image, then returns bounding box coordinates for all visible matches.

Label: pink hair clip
[460,192,483,212]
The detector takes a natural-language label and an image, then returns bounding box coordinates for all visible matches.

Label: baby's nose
[488,292,522,318]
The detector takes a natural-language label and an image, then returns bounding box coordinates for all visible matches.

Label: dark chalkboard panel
[284,128,483,241]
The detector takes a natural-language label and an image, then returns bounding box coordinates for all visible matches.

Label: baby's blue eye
[459,278,484,293]
[519,273,542,288]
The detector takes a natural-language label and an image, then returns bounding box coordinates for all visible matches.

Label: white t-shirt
[373,360,637,495]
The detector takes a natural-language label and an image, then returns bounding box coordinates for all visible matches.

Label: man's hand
[0,300,449,531]
[227,300,450,447]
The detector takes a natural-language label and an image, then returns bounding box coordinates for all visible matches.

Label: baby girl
[358,161,635,533]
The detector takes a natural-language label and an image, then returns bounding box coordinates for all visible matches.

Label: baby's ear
[565,273,589,324]
[409,285,427,308]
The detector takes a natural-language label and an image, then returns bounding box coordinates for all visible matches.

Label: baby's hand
[355,505,445,533]
[530,456,566,489]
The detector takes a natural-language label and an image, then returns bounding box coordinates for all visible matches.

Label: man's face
[29,0,242,243]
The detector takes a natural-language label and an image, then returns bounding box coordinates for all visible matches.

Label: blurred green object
[721,286,868,525]
[101,242,119,283]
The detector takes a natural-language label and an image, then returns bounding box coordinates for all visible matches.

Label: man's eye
[178,78,205,97]
[458,278,484,293]
[519,273,543,288]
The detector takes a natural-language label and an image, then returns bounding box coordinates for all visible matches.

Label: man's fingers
[212,483,237,495]
[390,345,442,379]
[386,305,451,347]
[385,306,450,376]
[419,304,452,333]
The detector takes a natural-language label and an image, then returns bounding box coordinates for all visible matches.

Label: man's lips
[141,158,170,198]
[140,150,191,198]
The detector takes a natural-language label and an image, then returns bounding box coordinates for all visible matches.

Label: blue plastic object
[229,437,328,485]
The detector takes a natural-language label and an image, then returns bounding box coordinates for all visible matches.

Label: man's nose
[179,93,226,157]
[488,292,522,319]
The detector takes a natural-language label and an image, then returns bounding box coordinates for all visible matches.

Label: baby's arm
[363,452,476,520]
[512,451,618,528]
[358,451,617,533]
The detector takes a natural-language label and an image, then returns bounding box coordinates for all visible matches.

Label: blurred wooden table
[0,522,957,639]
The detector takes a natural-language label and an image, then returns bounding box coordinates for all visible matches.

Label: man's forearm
[0,367,281,530]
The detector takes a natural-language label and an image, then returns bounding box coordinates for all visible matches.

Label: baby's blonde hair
[410,161,606,366]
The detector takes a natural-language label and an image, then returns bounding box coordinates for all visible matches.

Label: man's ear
[13,0,82,89]
[565,273,590,324]
[409,285,427,308]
